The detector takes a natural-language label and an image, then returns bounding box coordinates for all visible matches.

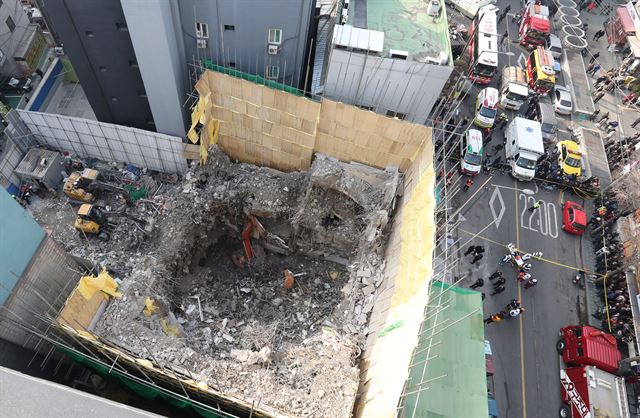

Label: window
[197,38,207,49]
[129,60,138,68]
[224,24,235,31]
[356,104,375,111]
[196,22,208,38]
[385,110,407,120]
[98,66,107,72]
[116,22,128,32]
[5,16,14,32]
[228,62,236,68]
[268,28,282,44]
[266,65,279,79]
[85,31,94,38]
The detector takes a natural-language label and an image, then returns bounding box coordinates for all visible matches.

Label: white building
[319,0,453,124]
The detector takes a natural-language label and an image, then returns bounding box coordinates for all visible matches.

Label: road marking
[489,186,506,229]
[514,180,527,418]
[517,52,527,69]
[518,195,559,238]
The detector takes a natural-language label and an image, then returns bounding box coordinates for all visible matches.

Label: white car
[553,85,573,115]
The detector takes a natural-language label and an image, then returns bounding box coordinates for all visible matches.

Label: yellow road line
[457,228,602,276]
[515,181,527,418]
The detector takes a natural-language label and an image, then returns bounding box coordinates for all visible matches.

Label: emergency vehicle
[557,325,629,418]
[519,1,551,48]
[525,46,555,94]
[474,87,499,128]
[467,5,499,84]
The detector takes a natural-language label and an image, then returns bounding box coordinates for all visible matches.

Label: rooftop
[352,0,452,62]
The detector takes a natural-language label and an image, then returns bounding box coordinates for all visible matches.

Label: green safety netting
[202,60,303,96]
[401,281,488,417]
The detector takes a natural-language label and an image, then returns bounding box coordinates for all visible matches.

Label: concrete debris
[230,346,272,365]
[32,147,398,418]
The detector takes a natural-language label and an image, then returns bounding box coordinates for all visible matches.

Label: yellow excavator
[75,204,110,240]
[64,168,124,203]
[74,204,154,241]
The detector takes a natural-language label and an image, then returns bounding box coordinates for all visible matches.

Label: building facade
[39,0,155,133]
[0,0,47,78]
[40,0,316,138]
[320,0,454,125]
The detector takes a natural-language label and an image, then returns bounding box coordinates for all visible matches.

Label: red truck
[557,325,621,373]
[557,325,629,418]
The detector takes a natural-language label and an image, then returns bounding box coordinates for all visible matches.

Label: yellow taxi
[556,140,582,177]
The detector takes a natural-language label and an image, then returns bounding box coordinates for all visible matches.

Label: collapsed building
[0,69,467,418]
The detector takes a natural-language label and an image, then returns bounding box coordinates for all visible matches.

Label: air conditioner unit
[268,44,279,54]
[197,38,207,49]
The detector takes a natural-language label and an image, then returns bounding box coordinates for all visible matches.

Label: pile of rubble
[35,147,401,417]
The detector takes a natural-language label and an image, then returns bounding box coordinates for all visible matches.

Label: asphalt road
[443,3,592,416]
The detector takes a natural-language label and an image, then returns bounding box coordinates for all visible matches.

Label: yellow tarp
[78,269,122,300]
[356,140,436,418]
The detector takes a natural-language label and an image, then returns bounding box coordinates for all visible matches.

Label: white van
[505,117,545,181]
[499,66,529,110]
[546,34,562,60]
[474,87,500,128]
[460,129,484,176]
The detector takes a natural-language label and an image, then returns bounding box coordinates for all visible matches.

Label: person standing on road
[528,200,543,212]
[470,253,484,265]
[589,108,600,121]
[470,278,484,289]
[464,178,474,191]
[489,270,503,281]
[498,254,512,266]
[593,29,605,41]
[484,311,506,324]
[593,91,605,103]
[523,277,538,289]
[493,276,507,288]
[473,246,485,256]
[589,51,601,64]
[501,30,509,44]
[491,284,506,295]
[632,116,640,128]
[464,245,476,256]
[598,112,610,125]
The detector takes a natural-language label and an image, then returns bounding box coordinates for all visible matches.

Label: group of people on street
[464,245,485,265]
[484,299,525,324]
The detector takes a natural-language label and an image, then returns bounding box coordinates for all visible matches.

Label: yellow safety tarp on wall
[78,268,122,300]
[355,140,436,418]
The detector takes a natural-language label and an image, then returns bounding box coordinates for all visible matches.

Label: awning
[618,7,636,34]
[629,35,640,57]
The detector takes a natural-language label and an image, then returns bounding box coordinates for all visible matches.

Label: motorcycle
[572,270,585,289]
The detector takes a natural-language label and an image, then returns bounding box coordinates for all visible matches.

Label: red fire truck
[519,2,551,48]
[557,326,630,418]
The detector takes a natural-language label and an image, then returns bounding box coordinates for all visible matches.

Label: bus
[525,46,555,94]
[519,2,550,48]
[467,5,499,84]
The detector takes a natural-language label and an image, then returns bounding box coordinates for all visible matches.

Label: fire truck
[519,1,551,48]
[467,5,499,84]
[557,325,630,418]
[525,46,555,94]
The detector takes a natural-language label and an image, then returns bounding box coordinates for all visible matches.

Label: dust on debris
[33,147,400,418]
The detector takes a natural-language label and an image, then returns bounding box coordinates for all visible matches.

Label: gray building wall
[324,49,453,125]
[121,0,187,137]
[40,0,154,131]
[0,0,33,76]
[179,0,315,89]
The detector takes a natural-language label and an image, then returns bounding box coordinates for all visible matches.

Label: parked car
[561,201,587,236]
[556,140,582,177]
[553,85,573,115]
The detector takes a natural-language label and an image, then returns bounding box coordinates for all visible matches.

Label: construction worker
[464,178,474,191]
[528,200,543,212]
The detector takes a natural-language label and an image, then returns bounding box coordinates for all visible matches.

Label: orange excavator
[231,215,289,266]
